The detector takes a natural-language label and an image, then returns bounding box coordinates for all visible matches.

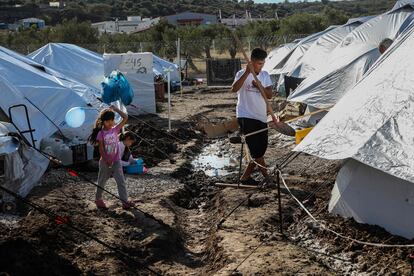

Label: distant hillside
[0,0,398,24]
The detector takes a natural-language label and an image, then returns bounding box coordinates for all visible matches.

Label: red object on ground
[67,169,78,177]
[55,216,69,225]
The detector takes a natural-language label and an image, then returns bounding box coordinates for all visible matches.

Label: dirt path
[1,87,412,275]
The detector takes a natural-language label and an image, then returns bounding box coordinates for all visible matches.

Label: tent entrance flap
[8,104,37,148]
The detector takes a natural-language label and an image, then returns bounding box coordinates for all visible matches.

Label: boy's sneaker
[122,201,136,210]
[95,199,108,209]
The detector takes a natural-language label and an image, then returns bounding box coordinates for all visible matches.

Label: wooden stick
[267,108,331,124]
[215,183,258,189]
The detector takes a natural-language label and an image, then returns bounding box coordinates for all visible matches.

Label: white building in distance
[92,16,160,34]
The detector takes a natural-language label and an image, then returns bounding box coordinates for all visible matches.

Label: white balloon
[65,107,86,128]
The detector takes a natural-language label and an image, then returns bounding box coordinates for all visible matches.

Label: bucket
[125,158,148,174]
[295,127,313,145]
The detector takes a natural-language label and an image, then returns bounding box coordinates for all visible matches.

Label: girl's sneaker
[122,201,135,210]
[95,199,108,209]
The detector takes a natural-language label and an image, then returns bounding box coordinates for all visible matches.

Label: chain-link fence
[3,34,306,81]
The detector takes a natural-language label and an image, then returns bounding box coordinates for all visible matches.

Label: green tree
[277,13,325,35]
[49,19,99,47]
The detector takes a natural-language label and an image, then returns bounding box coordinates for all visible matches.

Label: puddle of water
[192,141,238,177]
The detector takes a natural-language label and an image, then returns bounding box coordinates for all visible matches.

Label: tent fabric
[330,159,414,239]
[152,54,180,82]
[288,7,414,109]
[294,19,414,184]
[28,43,104,90]
[276,25,338,84]
[0,46,103,109]
[263,42,297,74]
[28,43,180,85]
[0,50,98,148]
[393,0,414,10]
[0,122,49,199]
[288,17,372,79]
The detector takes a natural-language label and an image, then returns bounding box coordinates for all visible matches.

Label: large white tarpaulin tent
[0,46,103,109]
[28,43,104,90]
[288,2,414,109]
[276,25,338,87]
[288,16,373,79]
[294,18,414,238]
[0,49,98,148]
[263,42,297,75]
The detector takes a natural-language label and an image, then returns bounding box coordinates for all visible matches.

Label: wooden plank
[215,183,258,189]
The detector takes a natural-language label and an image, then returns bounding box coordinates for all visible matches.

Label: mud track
[1,87,413,275]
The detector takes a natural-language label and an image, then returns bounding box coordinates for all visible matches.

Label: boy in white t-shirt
[231,48,273,186]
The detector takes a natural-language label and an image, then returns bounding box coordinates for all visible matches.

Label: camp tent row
[0,43,179,199]
[28,43,180,115]
[288,1,414,109]
[0,48,100,200]
[263,0,414,239]
[28,43,180,87]
[295,17,414,239]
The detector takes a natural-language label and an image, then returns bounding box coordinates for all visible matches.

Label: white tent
[0,122,49,201]
[288,3,414,109]
[152,54,180,82]
[28,43,180,86]
[263,42,297,75]
[0,49,98,148]
[288,16,373,79]
[28,43,104,91]
[0,46,103,109]
[276,25,338,87]
[294,19,414,238]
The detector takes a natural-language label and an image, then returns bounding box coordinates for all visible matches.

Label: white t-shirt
[118,141,135,167]
[234,69,273,123]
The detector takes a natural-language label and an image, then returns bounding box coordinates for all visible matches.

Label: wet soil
[0,87,412,275]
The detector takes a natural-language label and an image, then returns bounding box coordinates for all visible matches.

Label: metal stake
[238,142,244,188]
[277,169,283,235]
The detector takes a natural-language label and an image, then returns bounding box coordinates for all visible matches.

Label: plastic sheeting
[152,54,180,82]
[0,50,98,148]
[28,43,180,85]
[294,19,414,184]
[0,46,104,109]
[288,6,414,109]
[276,25,338,86]
[288,17,372,79]
[28,43,104,90]
[0,122,49,199]
[330,159,414,239]
[263,42,297,75]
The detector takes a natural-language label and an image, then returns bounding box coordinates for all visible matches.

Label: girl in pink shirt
[88,105,135,210]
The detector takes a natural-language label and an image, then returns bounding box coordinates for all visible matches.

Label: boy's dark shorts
[237,117,268,159]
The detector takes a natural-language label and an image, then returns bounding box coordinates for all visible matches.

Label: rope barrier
[0,184,162,275]
[16,135,169,228]
[278,170,414,248]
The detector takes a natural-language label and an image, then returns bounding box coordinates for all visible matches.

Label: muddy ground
[1,87,413,275]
